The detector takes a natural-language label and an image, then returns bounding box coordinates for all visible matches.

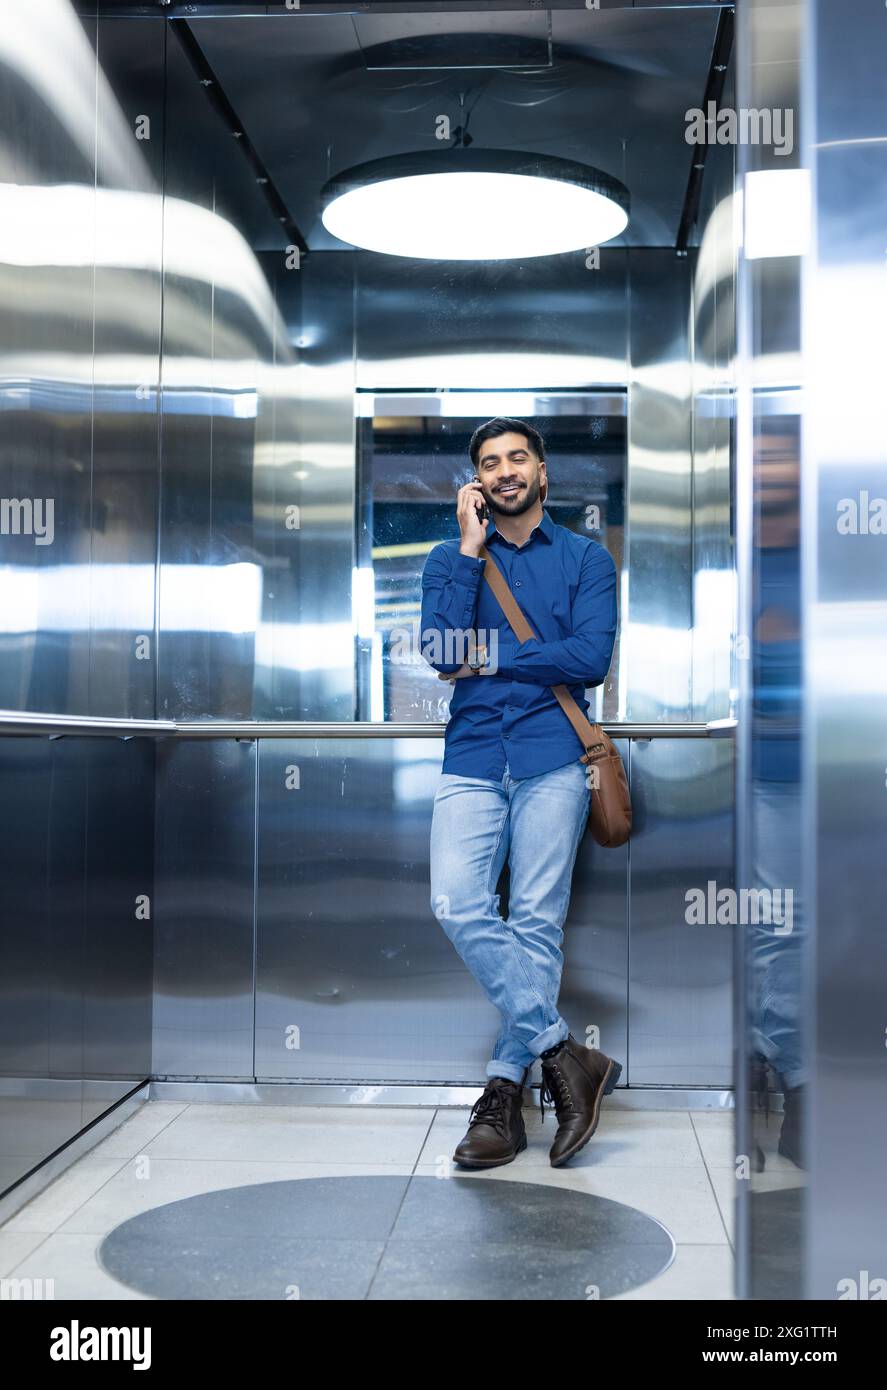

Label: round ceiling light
[320,149,629,260]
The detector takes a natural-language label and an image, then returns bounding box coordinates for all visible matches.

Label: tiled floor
[0,1099,798,1300]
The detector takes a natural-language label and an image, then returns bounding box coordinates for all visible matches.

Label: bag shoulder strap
[478,543,609,766]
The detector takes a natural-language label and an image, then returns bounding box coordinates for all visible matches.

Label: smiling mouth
[496,485,523,496]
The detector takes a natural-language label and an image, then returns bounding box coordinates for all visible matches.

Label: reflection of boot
[750,1052,771,1171]
[777,1081,805,1169]
[750,1052,771,1121]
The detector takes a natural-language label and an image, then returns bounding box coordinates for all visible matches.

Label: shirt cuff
[451,551,486,581]
[448,552,486,627]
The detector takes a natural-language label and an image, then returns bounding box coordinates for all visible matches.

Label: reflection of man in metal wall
[750,424,805,1168]
[420,418,621,1169]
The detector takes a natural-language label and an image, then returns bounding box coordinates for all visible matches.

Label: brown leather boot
[539,1035,622,1167]
[777,1079,805,1169]
[453,1076,528,1169]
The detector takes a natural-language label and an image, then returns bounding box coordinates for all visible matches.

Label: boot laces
[468,1081,513,1137]
[539,1061,574,1126]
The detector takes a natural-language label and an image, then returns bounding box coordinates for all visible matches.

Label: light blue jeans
[750,779,806,1089]
[429,758,590,1085]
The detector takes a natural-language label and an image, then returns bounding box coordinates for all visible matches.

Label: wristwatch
[467,644,487,673]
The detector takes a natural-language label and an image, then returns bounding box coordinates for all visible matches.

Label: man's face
[475,431,546,517]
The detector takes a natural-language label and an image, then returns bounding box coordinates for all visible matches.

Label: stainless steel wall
[0,3,160,1197]
[157,22,301,724]
[801,0,887,1300]
[806,0,887,1301]
[625,250,694,722]
[153,736,256,1080]
[735,0,887,1303]
[630,737,733,1087]
[690,61,736,726]
[0,3,163,717]
[154,731,733,1088]
[0,733,154,1196]
[735,0,806,1302]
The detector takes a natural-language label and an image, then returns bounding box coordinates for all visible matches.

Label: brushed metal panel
[734,0,806,1302]
[153,737,256,1078]
[0,731,154,1196]
[81,737,154,1126]
[0,3,162,1194]
[354,252,629,391]
[270,251,356,722]
[46,739,89,1139]
[558,740,629,1077]
[157,23,296,721]
[629,737,733,1086]
[255,738,474,1082]
[150,1081,730,1111]
[88,14,164,719]
[0,738,82,1196]
[0,5,98,716]
[690,59,736,725]
[626,251,694,723]
[803,0,887,1301]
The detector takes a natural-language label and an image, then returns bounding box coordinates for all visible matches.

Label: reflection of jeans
[750,780,806,1088]
[429,758,590,1085]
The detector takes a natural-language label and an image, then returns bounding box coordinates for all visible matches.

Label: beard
[486,476,542,517]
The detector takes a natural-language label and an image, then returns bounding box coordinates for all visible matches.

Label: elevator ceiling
[186,5,724,251]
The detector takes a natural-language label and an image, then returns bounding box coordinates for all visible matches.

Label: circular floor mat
[98,1174,674,1300]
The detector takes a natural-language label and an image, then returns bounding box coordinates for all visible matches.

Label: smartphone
[477,499,490,523]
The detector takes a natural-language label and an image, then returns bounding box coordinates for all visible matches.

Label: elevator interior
[1,0,754,1285]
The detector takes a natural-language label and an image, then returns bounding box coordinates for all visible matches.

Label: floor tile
[84,1102,191,1159]
[0,1230,52,1277]
[709,1167,736,1244]
[140,1104,434,1165]
[612,1243,735,1300]
[414,1160,726,1245]
[7,1233,154,1300]
[2,1156,133,1235]
[368,1237,671,1301]
[690,1111,736,1168]
[57,1160,417,1237]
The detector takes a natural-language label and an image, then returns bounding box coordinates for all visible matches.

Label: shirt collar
[487,505,555,550]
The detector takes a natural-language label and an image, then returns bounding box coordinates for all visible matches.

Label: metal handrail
[0,710,736,739]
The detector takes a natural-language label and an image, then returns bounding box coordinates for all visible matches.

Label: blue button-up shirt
[420,507,617,779]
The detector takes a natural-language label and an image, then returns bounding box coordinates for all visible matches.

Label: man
[421,417,622,1169]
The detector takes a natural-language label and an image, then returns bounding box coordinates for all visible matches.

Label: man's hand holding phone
[457,480,490,558]
[438,481,493,681]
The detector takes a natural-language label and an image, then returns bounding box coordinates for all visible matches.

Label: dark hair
[469,417,546,469]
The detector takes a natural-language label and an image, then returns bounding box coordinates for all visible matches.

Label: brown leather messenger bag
[456,544,632,849]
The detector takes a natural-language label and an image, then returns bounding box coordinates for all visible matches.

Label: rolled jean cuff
[527,1018,569,1057]
[486,1060,528,1085]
